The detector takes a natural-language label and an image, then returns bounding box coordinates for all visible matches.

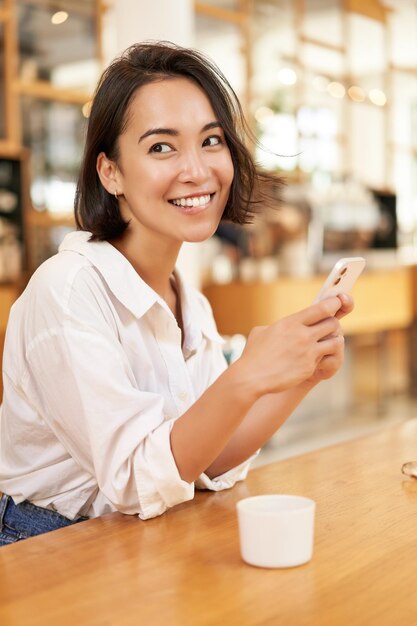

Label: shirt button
[177,391,188,401]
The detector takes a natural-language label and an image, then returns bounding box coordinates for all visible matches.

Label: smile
[170,194,212,208]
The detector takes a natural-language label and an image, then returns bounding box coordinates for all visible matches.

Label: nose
[177,148,210,184]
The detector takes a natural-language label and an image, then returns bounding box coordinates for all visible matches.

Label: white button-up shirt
[0,231,254,520]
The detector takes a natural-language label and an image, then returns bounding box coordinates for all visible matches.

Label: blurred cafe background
[1,0,417,464]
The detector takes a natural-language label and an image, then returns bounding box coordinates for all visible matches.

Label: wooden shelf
[15,80,91,105]
[26,210,75,228]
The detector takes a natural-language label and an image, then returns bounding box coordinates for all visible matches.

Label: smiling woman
[96,77,235,263]
[75,42,273,241]
[0,42,354,546]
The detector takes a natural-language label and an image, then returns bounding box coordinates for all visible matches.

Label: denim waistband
[0,494,88,546]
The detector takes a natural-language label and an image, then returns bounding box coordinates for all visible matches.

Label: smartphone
[314,257,366,303]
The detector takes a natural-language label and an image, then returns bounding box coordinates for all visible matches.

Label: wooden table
[1,420,417,626]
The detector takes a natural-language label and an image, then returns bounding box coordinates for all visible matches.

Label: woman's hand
[305,293,354,385]
[304,335,345,384]
[235,296,346,397]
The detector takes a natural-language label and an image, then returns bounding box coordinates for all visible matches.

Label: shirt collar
[59,231,160,319]
[59,231,224,347]
[173,270,224,354]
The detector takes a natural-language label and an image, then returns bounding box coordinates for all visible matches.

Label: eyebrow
[138,121,222,143]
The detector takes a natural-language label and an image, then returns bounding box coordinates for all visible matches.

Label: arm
[171,294,353,482]
[204,293,354,477]
[204,380,316,478]
[204,293,354,478]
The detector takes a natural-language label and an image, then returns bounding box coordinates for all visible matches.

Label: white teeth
[172,194,211,207]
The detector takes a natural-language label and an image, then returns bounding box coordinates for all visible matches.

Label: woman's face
[106,77,234,249]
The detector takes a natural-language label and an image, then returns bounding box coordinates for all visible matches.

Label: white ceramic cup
[236,494,316,568]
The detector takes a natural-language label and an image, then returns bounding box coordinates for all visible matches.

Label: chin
[183,223,220,243]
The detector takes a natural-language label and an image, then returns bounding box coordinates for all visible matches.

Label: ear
[96,152,122,196]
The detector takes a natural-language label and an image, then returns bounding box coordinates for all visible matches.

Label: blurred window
[195,12,245,98]
[21,97,87,215]
[17,0,99,91]
[252,0,296,108]
[303,0,344,49]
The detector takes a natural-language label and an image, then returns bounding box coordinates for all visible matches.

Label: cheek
[221,153,235,190]
[123,164,171,197]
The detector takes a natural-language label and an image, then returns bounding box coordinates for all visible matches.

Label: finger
[310,316,341,341]
[316,333,344,358]
[248,325,267,340]
[297,297,342,326]
[314,354,341,379]
[320,329,343,341]
[335,293,354,320]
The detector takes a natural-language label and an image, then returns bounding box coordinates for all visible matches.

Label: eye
[203,135,223,147]
[149,143,172,154]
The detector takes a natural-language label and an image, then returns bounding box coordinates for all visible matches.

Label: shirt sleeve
[189,291,260,492]
[195,451,259,492]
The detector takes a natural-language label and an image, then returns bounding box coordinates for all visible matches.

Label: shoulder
[25,248,96,308]
[13,245,114,333]
[4,250,99,375]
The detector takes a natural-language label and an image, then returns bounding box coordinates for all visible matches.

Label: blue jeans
[0,494,88,546]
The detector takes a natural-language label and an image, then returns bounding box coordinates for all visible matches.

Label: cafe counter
[203,266,415,337]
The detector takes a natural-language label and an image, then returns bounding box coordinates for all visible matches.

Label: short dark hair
[75,41,281,241]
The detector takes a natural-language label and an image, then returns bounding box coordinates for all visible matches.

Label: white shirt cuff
[134,420,194,520]
[195,451,259,492]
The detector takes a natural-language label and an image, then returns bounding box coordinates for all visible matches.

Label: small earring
[114,189,118,200]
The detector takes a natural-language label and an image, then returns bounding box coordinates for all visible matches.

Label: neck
[110,229,181,301]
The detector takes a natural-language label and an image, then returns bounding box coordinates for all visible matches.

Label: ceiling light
[277,68,297,86]
[51,11,69,25]
[347,85,366,102]
[368,89,387,106]
[82,101,92,118]
[327,82,345,99]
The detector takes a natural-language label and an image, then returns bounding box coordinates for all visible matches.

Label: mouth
[168,193,214,213]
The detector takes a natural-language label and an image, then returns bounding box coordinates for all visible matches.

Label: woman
[0,42,352,545]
